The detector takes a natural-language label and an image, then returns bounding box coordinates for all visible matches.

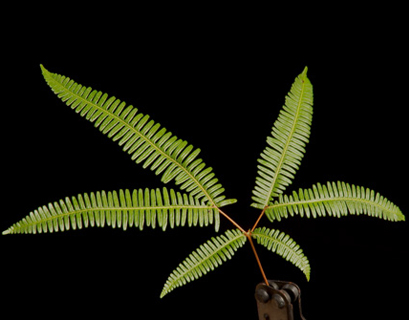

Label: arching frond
[265,181,405,222]
[2,188,222,235]
[251,227,310,280]
[160,229,247,298]
[40,65,236,209]
[251,67,313,209]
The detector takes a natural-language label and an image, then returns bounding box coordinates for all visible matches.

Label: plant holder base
[255,280,306,320]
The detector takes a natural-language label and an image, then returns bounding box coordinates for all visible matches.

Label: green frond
[265,181,405,222]
[2,188,222,235]
[160,229,247,298]
[40,65,236,209]
[252,227,310,280]
[251,67,313,209]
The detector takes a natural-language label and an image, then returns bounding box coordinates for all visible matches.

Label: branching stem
[216,206,269,285]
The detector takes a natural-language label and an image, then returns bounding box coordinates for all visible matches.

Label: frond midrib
[261,72,308,208]
[44,68,217,207]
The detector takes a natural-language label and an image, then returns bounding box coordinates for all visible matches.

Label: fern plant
[3,65,404,299]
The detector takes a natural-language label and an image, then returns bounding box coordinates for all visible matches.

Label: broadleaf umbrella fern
[3,65,404,299]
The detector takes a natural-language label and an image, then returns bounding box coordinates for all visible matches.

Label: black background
[2,5,408,319]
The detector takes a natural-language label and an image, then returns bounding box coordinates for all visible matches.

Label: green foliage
[2,188,221,235]
[252,227,311,280]
[160,229,247,298]
[251,67,313,209]
[265,181,405,222]
[40,65,235,209]
[3,65,404,298]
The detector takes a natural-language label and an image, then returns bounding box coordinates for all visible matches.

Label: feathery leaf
[40,65,236,209]
[2,188,221,235]
[265,181,405,222]
[251,67,313,209]
[252,227,310,280]
[160,229,247,298]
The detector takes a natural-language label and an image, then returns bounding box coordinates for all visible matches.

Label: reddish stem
[246,230,269,286]
[216,207,247,234]
[251,207,266,232]
[215,206,269,285]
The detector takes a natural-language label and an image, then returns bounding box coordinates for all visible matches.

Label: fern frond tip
[302,66,308,76]
[217,198,238,207]
[303,266,311,282]
[40,64,48,75]
[397,210,405,222]
[159,289,168,299]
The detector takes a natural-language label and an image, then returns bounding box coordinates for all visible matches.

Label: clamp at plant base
[255,280,306,320]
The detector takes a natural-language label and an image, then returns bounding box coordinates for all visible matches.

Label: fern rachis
[3,65,404,300]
